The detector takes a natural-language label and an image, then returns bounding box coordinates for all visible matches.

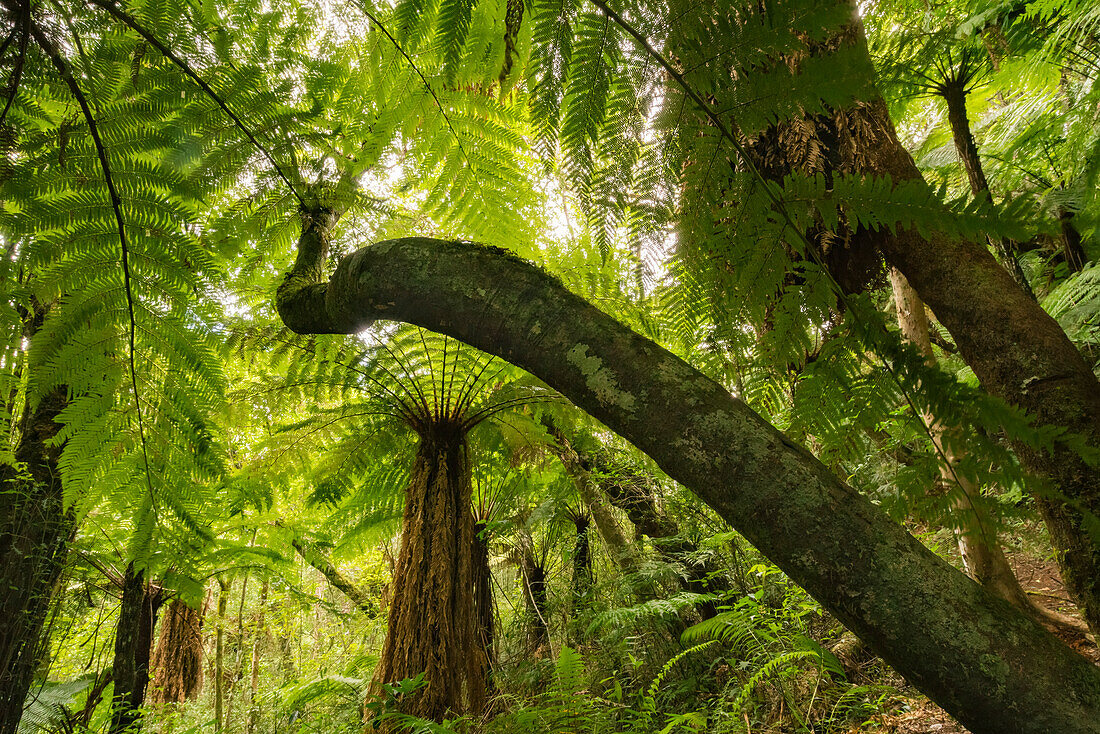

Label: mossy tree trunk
[372,423,487,722]
[278,235,1100,733]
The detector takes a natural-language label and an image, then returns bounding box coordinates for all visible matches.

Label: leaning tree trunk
[940,81,1034,297]
[278,233,1100,733]
[890,270,1086,634]
[673,0,1100,639]
[292,539,378,617]
[110,564,163,734]
[0,384,73,734]
[372,424,487,723]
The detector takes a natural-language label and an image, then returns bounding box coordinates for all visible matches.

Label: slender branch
[31,16,157,504]
[0,0,29,125]
[85,0,306,206]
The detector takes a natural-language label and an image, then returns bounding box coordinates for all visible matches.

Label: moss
[979,654,1009,696]
[566,344,636,413]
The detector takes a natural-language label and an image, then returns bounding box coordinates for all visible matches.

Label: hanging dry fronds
[149,598,204,706]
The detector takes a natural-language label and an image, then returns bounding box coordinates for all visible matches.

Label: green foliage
[7,0,1100,733]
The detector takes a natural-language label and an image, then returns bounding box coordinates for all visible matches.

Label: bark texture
[372,426,487,722]
[110,564,163,734]
[150,599,204,706]
[277,236,1100,733]
[0,386,73,734]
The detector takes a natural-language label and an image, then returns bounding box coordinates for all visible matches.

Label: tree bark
[471,520,496,688]
[371,426,486,722]
[0,385,73,734]
[110,563,163,734]
[940,81,1034,297]
[277,235,1100,733]
[890,270,1087,635]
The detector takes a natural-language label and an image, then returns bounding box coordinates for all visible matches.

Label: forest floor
[873,523,1098,734]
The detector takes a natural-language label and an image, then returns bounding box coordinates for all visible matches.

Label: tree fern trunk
[150,599,205,707]
[371,425,486,723]
[940,82,1034,296]
[471,520,496,700]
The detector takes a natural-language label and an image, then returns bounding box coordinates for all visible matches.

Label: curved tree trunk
[372,425,487,722]
[278,235,1100,733]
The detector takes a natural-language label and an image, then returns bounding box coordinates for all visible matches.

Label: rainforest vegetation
[2,0,1100,731]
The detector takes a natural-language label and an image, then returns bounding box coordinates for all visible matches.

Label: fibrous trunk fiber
[373,426,487,722]
[150,598,204,706]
